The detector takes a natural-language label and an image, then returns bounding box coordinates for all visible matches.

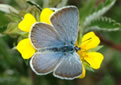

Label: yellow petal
[40,8,54,24]
[84,52,104,69]
[79,64,86,78]
[18,13,36,32]
[81,32,100,50]
[16,38,36,59]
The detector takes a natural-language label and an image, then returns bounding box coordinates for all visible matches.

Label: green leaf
[57,0,68,8]
[27,0,42,11]
[83,61,94,72]
[15,0,28,9]
[0,37,14,65]
[5,12,21,22]
[79,0,96,25]
[78,0,96,44]
[27,6,41,21]
[0,25,7,33]
[4,22,23,37]
[88,45,103,52]
[0,4,18,14]
[83,0,116,27]
[5,23,18,34]
[49,0,61,7]
[85,17,121,31]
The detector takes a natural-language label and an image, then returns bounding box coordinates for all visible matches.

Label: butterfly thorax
[41,45,81,53]
[50,46,74,52]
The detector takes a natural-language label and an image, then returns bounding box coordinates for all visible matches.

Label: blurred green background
[0,0,121,85]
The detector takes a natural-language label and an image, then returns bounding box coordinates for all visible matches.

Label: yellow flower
[76,32,104,78]
[17,8,54,59]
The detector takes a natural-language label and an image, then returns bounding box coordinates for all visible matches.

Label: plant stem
[95,32,121,52]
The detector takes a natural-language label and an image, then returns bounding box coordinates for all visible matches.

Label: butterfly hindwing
[30,52,64,75]
[53,52,82,80]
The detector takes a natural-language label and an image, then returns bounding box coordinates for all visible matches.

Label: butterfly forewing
[30,22,64,49]
[50,6,79,44]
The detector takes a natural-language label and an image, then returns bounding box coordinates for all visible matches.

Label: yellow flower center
[76,47,87,60]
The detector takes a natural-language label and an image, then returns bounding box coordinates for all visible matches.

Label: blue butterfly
[29,6,83,80]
